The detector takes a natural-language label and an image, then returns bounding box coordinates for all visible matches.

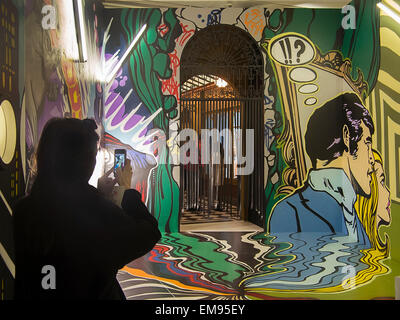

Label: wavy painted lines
[119,266,237,300]
[192,233,255,278]
[239,234,382,295]
[160,233,250,286]
[380,27,400,57]
[365,20,400,203]
[148,244,238,295]
[366,87,400,203]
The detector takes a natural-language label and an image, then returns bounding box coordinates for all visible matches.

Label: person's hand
[97,167,116,196]
[115,158,133,188]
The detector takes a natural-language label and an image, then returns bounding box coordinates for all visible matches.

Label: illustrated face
[348,122,374,197]
[375,162,391,227]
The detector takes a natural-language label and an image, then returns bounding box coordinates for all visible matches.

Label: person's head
[305,92,375,196]
[355,150,390,254]
[34,118,99,187]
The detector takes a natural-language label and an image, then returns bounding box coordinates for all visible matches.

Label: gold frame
[264,42,369,195]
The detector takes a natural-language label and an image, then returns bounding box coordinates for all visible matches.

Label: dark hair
[305,92,374,168]
[33,118,99,190]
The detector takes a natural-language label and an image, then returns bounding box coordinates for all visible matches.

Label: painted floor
[117,221,399,300]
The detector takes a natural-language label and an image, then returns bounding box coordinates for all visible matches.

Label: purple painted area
[105,92,124,118]
[111,104,128,126]
[105,53,145,131]
[124,114,142,131]
[139,128,147,137]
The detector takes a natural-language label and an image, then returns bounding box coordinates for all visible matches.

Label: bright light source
[105,24,147,83]
[89,148,105,188]
[385,0,400,14]
[378,2,400,24]
[59,0,79,60]
[216,78,228,88]
[75,0,87,62]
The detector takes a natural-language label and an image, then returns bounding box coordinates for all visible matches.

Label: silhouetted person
[14,118,161,300]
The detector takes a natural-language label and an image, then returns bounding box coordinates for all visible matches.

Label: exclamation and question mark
[279,38,306,65]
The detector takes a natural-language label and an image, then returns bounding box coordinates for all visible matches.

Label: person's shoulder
[14,195,34,215]
[268,185,313,230]
[84,184,123,212]
[272,188,304,210]
[301,183,343,208]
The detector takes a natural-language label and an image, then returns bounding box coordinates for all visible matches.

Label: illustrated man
[268,92,375,246]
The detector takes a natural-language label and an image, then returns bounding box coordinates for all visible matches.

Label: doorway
[179,24,265,229]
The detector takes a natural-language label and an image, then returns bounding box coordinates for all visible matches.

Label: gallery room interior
[0,0,399,300]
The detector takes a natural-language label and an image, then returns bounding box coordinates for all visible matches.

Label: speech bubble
[298,83,319,94]
[269,33,316,66]
[289,67,317,83]
[304,97,318,106]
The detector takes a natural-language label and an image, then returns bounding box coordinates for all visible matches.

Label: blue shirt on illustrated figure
[268,168,370,247]
[268,92,376,248]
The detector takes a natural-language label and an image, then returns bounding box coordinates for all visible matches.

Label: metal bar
[235,101,239,218]
[258,97,262,218]
[222,95,226,213]
[183,99,187,211]
[194,99,198,211]
[219,96,223,211]
[201,97,205,214]
[207,98,211,215]
[189,97,192,211]
[229,98,233,216]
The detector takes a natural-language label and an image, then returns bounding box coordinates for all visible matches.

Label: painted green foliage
[121,8,182,232]
[262,1,381,228]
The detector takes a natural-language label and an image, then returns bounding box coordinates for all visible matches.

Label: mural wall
[0,0,104,299]
[0,0,24,300]
[365,5,400,264]
[1,0,398,300]
[103,1,385,231]
[105,0,399,299]
[23,0,104,191]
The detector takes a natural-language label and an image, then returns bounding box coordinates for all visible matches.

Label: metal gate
[180,66,264,226]
[179,24,265,227]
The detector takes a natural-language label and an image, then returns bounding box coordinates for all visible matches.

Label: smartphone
[114,149,127,172]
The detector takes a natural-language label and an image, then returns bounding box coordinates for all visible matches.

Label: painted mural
[0,0,104,298]
[105,1,399,299]
[0,0,23,300]
[0,0,397,301]
[102,9,181,230]
[22,0,104,191]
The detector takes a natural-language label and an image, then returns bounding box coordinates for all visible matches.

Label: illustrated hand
[115,158,133,188]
